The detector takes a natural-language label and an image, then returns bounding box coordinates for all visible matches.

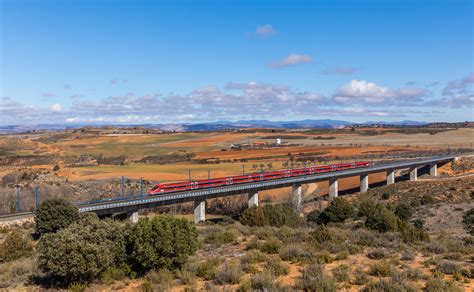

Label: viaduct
[78,155,459,224]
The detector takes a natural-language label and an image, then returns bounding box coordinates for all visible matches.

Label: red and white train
[149,161,371,195]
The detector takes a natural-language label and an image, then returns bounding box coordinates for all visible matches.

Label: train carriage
[149,161,370,195]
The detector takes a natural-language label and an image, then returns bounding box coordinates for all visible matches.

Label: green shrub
[296,263,336,291]
[335,250,349,261]
[399,220,429,243]
[353,270,370,285]
[143,269,174,291]
[394,203,413,221]
[368,260,391,277]
[250,271,276,290]
[316,197,353,224]
[364,204,399,233]
[309,225,334,244]
[381,192,390,200]
[425,276,462,292]
[420,194,436,205]
[240,249,267,265]
[367,248,390,260]
[462,208,474,236]
[203,229,237,246]
[35,198,80,235]
[214,262,243,285]
[0,230,34,262]
[279,244,309,263]
[264,257,289,276]
[176,263,196,285]
[358,198,378,218]
[100,263,135,284]
[194,257,220,280]
[436,261,462,275]
[127,216,198,273]
[306,210,321,223]
[312,250,334,264]
[37,215,127,283]
[239,206,266,226]
[361,278,416,292]
[240,204,302,227]
[259,237,281,254]
[332,264,350,282]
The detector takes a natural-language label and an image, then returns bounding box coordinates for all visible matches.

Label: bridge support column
[430,163,437,176]
[328,178,338,201]
[248,192,259,208]
[194,198,205,224]
[387,170,395,185]
[127,211,139,224]
[360,174,369,193]
[292,184,303,212]
[409,167,417,181]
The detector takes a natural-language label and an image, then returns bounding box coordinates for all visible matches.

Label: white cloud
[333,80,428,105]
[271,53,313,68]
[254,24,276,38]
[51,103,62,112]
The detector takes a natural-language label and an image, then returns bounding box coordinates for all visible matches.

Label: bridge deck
[79,155,455,216]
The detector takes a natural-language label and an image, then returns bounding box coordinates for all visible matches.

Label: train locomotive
[149,161,370,195]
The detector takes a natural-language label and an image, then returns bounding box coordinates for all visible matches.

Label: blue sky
[1,0,473,125]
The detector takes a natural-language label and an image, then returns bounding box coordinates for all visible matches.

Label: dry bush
[264,256,289,277]
[367,248,390,260]
[296,263,336,291]
[368,260,392,277]
[214,262,243,285]
[0,229,34,262]
[0,257,35,288]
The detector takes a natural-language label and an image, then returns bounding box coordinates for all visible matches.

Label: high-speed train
[149,161,371,195]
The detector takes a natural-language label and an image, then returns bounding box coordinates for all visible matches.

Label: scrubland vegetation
[0,176,473,291]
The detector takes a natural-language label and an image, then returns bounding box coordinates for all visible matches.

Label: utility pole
[35,187,39,210]
[121,176,125,196]
[16,187,21,212]
[188,169,191,181]
[140,177,143,195]
[242,165,245,175]
[208,170,211,189]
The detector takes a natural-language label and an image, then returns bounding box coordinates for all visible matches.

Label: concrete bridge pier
[387,170,395,185]
[194,198,206,224]
[409,167,418,181]
[248,192,259,208]
[360,174,369,193]
[126,210,139,224]
[292,184,303,212]
[430,163,438,176]
[328,178,338,201]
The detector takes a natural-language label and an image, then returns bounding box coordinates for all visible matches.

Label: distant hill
[0,120,472,134]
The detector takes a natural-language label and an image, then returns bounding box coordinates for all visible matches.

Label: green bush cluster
[36,213,198,284]
[35,198,80,235]
[312,197,353,224]
[38,214,127,283]
[127,216,199,273]
[240,204,302,227]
